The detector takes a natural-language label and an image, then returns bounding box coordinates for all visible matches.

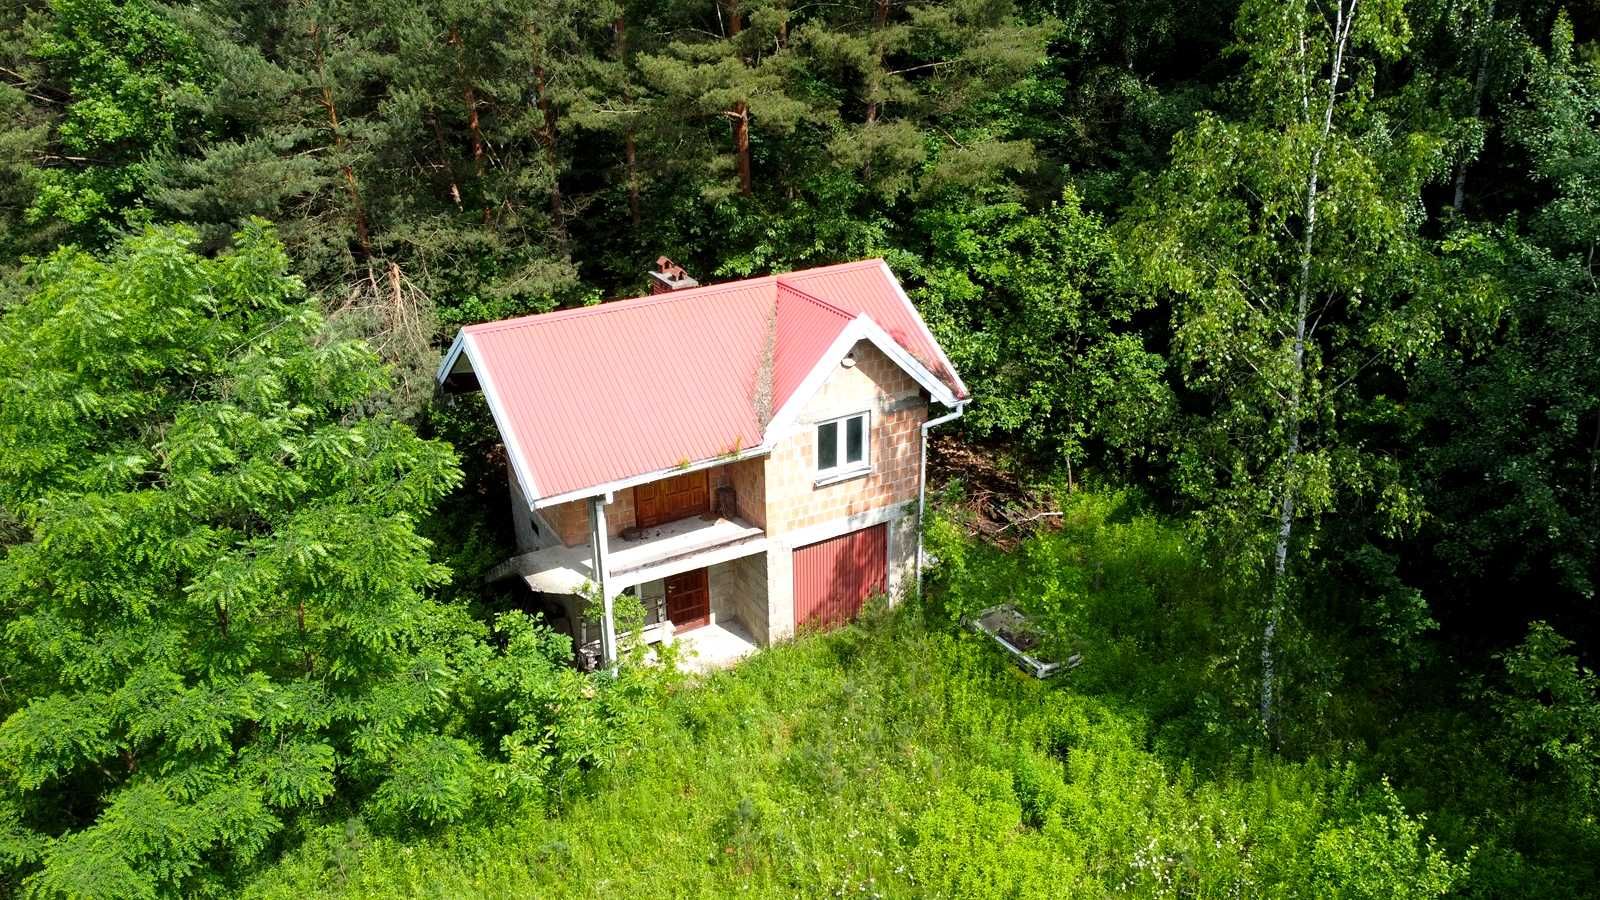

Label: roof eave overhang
[874,259,970,399]
[437,331,545,506]
[761,314,959,446]
[530,443,773,510]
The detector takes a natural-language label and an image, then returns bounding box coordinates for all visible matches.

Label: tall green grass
[246,492,1463,899]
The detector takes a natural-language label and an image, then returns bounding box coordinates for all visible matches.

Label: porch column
[589,495,618,668]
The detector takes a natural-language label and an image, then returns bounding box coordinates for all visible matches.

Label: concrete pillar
[508,462,537,552]
[589,495,617,667]
[765,544,795,642]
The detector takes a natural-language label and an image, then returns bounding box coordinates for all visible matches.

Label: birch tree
[1126,0,1479,734]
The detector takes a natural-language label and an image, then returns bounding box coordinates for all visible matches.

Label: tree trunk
[614,16,641,227]
[731,103,752,195]
[1263,0,1356,736]
[1452,0,1495,213]
[725,1,752,196]
[532,54,567,248]
[625,129,641,226]
[865,0,890,125]
[431,114,464,210]
[448,24,491,224]
[310,23,372,259]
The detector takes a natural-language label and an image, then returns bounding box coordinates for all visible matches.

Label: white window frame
[814,410,871,485]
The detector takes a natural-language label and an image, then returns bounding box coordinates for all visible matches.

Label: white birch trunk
[1261,0,1357,734]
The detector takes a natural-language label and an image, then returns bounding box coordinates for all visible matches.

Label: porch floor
[488,514,766,593]
[672,620,760,675]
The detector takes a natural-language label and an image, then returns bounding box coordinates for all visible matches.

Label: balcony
[489,513,767,594]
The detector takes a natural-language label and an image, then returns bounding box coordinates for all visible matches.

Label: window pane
[817,421,838,470]
[845,415,864,463]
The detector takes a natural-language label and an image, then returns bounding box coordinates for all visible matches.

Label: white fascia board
[877,259,970,399]
[436,330,469,383]
[855,315,959,407]
[531,444,771,510]
[762,314,958,446]
[460,332,542,504]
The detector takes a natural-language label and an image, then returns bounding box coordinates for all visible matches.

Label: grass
[246,628,1456,896]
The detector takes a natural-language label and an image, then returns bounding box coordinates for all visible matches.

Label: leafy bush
[242,566,1463,898]
[0,224,670,897]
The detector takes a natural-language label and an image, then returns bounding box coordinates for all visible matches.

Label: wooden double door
[634,470,709,529]
[664,568,710,631]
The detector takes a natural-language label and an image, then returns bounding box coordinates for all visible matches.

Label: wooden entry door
[634,470,709,528]
[793,524,887,630]
[664,568,710,631]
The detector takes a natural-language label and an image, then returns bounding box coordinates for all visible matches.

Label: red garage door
[793,524,887,629]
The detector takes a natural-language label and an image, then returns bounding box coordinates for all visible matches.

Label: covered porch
[490,509,769,670]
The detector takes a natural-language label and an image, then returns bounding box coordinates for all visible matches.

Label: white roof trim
[532,444,771,509]
[762,313,957,446]
[876,259,969,398]
[855,315,959,406]
[456,332,543,504]
[436,331,469,382]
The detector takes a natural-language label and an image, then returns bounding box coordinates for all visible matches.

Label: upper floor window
[816,411,869,481]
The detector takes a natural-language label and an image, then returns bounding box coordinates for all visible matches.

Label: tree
[1411,11,1600,634]
[23,0,208,248]
[1124,0,1490,734]
[906,189,1173,473]
[795,0,1054,200]
[0,223,647,895]
[632,0,811,200]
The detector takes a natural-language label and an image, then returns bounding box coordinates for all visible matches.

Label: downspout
[589,494,618,671]
[915,400,967,597]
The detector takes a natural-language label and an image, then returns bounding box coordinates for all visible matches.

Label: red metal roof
[451,259,965,501]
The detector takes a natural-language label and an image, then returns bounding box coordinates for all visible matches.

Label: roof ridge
[774,280,856,321]
[460,259,889,336]
[460,257,889,334]
[775,258,886,277]
[462,276,779,335]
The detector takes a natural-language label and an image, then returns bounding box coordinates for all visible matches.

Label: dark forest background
[1,0,1598,895]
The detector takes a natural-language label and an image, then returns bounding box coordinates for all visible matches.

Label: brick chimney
[648,256,699,294]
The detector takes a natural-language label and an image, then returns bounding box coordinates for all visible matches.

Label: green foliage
[241,573,1463,898]
[0,0,1597,893]
[0,224,671,896]
[26,0,208,242]
[1486,622,1600,810]
[908,190,1172,466]
[1307,778,1466,899]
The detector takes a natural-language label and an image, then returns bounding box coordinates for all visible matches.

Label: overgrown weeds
[247,495,1466,897]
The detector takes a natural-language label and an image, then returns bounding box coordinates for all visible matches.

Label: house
[436,258,968,669]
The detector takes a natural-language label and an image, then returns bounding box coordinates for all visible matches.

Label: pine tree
[795,0,1054,198]
[632,0,811,199]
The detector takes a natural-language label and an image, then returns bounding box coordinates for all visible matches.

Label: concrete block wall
[707,554,767,637]
[886,512,918,599]
[708,561,737,626]
[728,553,769,642]
[541,489,639,547]
[718,457,767,527]
[508,461,540,552]
[763,341,926,537]
[757,341,931,640]
[765,547,795,643]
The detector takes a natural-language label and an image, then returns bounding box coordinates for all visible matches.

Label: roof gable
[440,260,966,502]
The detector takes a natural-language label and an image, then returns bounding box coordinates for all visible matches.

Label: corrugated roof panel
[772,283,853,412]
[777,260,968,398]
[466,282,774,498]
[450,259,966,502]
